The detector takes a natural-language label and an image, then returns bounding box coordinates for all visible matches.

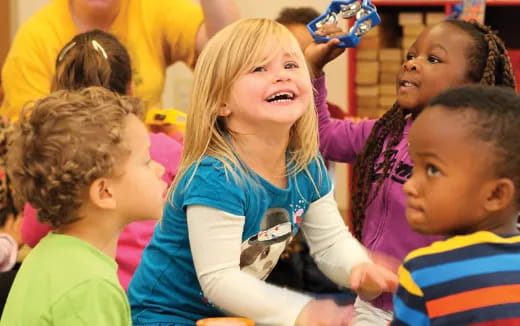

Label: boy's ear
[89,178,117,210]
[484,178,515,212]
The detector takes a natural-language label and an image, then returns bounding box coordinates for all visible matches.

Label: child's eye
[426,164,441,177]
[252,66,266,73]
[428,56,441,63]
[405,54,416,61]
[284,62,299,69]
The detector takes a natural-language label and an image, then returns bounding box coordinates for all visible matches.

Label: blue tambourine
[307,0,381,48]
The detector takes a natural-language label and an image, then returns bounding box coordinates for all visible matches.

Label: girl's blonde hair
[174,18,320,190]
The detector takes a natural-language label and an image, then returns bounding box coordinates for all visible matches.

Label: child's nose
[272,70,291,84]
[402,58,418,71]
[403,176,418,197]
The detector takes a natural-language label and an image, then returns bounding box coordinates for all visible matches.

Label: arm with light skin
[302,190,398,301]
[195,0,240,56]
[188,205,352,326]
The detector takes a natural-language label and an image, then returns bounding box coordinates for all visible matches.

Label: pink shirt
[21,132,181,290]
[0,233,18,271]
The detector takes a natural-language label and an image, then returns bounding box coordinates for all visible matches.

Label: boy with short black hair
[1,87,167,325]
[392,85,520,325]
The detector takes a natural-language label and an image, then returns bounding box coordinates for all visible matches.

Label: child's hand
[295,299,353,326]
[368,250,400,274]
[349,262,398,301]
[304,24,347,77]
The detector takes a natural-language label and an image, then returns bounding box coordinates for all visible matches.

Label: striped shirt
[391,231,520,325]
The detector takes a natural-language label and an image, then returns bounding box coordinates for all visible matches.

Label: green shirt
[1,233,131,325]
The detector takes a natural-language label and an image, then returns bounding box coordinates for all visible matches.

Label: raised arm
[305,33,376,163]
[195,0,240,55]
[313,76,376,162]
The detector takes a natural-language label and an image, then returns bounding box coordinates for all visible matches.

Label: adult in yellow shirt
[1,0,239,120]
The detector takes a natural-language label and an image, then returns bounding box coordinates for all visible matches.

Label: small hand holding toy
[307,0,381,48]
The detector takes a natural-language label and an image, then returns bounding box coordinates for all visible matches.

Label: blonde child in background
[393,85,520,325]
[20,29,182,290]
[1,87,166,325]
[128,18,397,326]
[306,18,516,325]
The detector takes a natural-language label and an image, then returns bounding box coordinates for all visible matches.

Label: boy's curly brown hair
[7,87,143,228]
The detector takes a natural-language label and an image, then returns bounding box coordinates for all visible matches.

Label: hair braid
[351,103,406,239]
[466,20,516,88]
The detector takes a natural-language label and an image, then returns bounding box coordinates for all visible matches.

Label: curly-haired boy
[1,87,167,326]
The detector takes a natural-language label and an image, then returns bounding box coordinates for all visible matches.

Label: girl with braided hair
[305,18,516,325]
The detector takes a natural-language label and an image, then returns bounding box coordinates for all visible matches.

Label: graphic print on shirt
[373,149,413,185]
[240,208,293,280]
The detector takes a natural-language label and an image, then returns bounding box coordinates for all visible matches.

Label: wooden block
[356,85,379,97]
[357,107,381,118]
[380,62,401,73]
[357,49,379,61]
[380,71,397,84]
[379,83,396,96]
[398,12,424,26]
[402,37,416,51]
[403,25,426,37]
[379,48,402,62]
[379,96,396,107]
[357,96,379,108]
[362,25,381,39]
[356,61,379,85]
[356,73,379,85]
[426,12,445,26]
[358,37,379,49]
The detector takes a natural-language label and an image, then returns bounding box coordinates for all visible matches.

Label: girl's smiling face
[221,41,312,135]
[397,22,474,111]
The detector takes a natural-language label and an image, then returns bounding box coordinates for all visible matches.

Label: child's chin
[396,98,422,112]
[411,225,446,236]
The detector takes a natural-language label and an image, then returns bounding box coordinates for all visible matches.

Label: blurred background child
[0,116,23,317]
[393,85,520,325]
[20,29,181,290]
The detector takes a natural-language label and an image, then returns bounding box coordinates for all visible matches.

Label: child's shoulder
[403,231,520,268]
[24,233,118,279]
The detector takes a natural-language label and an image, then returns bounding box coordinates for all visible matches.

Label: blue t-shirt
[128,155,331,325]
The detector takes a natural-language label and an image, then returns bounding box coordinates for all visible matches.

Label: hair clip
[57,41,77,62]
[307,0,381,48]
[91,40,108,59]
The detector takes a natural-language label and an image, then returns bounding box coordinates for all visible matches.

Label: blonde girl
[128,18,397,326]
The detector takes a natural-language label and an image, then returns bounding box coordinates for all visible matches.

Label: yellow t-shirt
[1,0,203,120]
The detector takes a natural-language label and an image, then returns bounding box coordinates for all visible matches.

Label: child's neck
[55,208,126,259]
[232,133,289,188]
